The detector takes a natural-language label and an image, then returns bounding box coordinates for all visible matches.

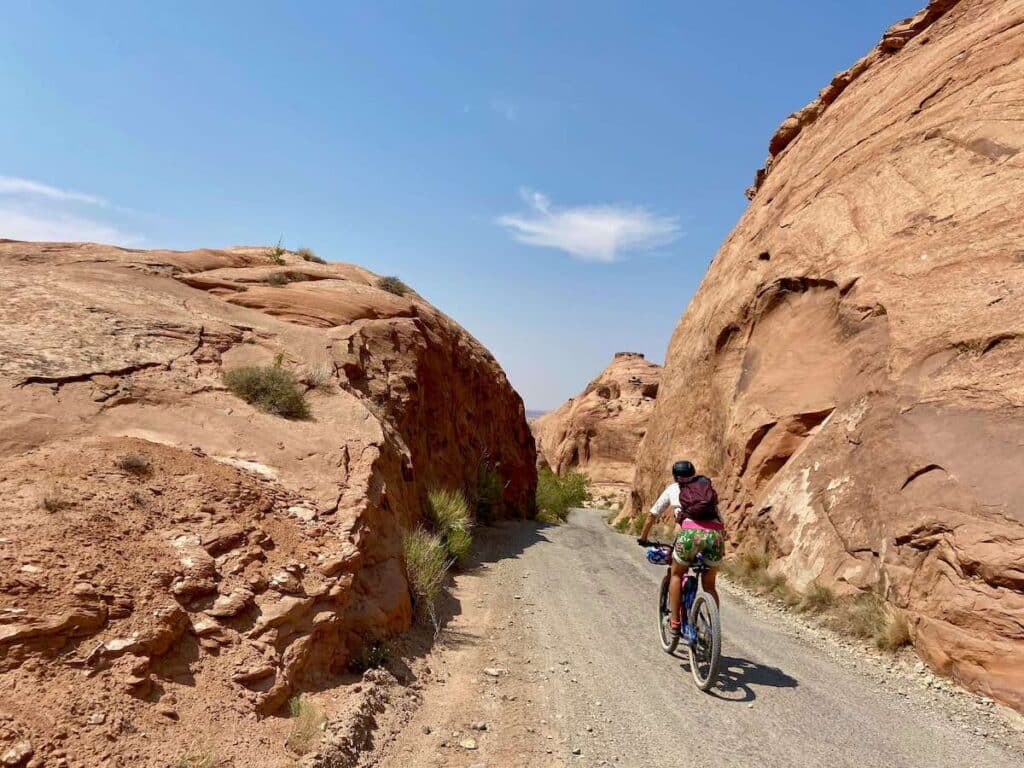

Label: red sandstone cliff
[533,352,660,507]
[632,0,1024,711]
[0,240,535,766]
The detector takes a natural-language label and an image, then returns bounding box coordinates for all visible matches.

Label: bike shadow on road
[675,654,799,703]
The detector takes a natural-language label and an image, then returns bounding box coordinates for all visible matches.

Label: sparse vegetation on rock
[297,246,326,264]
[223,363,311,420]
[376,275,409,296]
[265,239,286,265]
[285,695,326,756]
[266,270,310,286]
[722,550,911,651]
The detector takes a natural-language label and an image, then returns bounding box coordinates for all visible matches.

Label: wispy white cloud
[0,176,109,207]
[0,174,142,245]
[497,188,680,263]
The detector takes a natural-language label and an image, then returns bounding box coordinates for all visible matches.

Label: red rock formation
[0,240,535,765]
[533,352,660,507]
[633,0,1024,711]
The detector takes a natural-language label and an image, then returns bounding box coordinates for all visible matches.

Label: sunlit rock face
[632,0,1024,711]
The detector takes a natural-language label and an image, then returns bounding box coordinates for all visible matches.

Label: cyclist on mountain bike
[638,460,725,638]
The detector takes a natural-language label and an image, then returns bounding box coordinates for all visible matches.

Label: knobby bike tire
[687,592,721,691]
[657,575,678,654]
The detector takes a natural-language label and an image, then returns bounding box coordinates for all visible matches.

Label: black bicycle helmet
[672,460,696,479]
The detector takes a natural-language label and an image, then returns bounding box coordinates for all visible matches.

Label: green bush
[297,246,326,264]
[223,364,311,419]
[473,463,504,524]
[376,275,409,296]
[403,529,449,618]
[349,642,390,673]
[535,467,590,524]
[428,488,473,564]
[613,515,631,533]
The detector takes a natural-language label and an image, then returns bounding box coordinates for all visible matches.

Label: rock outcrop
[533,353,660,507]
[632,0,1024,711]
[0,240,535,766]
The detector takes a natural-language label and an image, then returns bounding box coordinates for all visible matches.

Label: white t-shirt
[649,482,681,517]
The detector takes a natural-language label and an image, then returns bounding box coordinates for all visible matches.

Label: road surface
[375,508,1022,768]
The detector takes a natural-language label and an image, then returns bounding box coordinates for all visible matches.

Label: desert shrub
[223,365,310,419]
[427,488,473,565]
[302,362,335,392]
[613,515,631,533]
[799,581,836,614]
[41,490,71,513]
[265,239,286,265]
[535,467,590,524]
[376,275,409,296]
[826,592,910,650]
[473,463,504,524]
[297,246,326,264]
[267,270,309,286]
[349,642,390,673]
[721,549,797,605]
[403,528,450,629]
[285,695,326,756]
[117,454,151,476]
[876,610,912,651]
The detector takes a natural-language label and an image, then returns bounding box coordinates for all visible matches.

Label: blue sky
[1,0,921,409]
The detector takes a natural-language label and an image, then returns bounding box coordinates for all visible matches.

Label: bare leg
[701,567,719,608]
[668,560,687,624]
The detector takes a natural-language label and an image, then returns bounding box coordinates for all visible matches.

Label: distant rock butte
[533,352,660,507]
[0,240,535,765]
[633,0,1024,711]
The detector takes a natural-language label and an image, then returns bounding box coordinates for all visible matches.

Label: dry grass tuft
[285,695,326,756]
[302,362,335,392]
[297,246,326,264]
[41,489,72,513]
[798,581,836,614]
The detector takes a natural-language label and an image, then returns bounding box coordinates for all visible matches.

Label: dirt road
[373,509,1022,767]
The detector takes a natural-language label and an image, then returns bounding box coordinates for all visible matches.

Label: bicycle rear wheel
[657,575,678,654]
[687,593,721,690]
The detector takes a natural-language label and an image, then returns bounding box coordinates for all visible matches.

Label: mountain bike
[638,540,721,691]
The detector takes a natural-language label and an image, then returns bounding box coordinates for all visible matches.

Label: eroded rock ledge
[0,241,536,766]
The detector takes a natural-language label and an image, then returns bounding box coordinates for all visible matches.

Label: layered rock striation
[533,352,660,507]
[632,0,1024,710]
[0,240,535,765]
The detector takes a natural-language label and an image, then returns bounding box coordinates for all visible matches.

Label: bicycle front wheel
[687,593,721,691]
[657,575,678,654]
